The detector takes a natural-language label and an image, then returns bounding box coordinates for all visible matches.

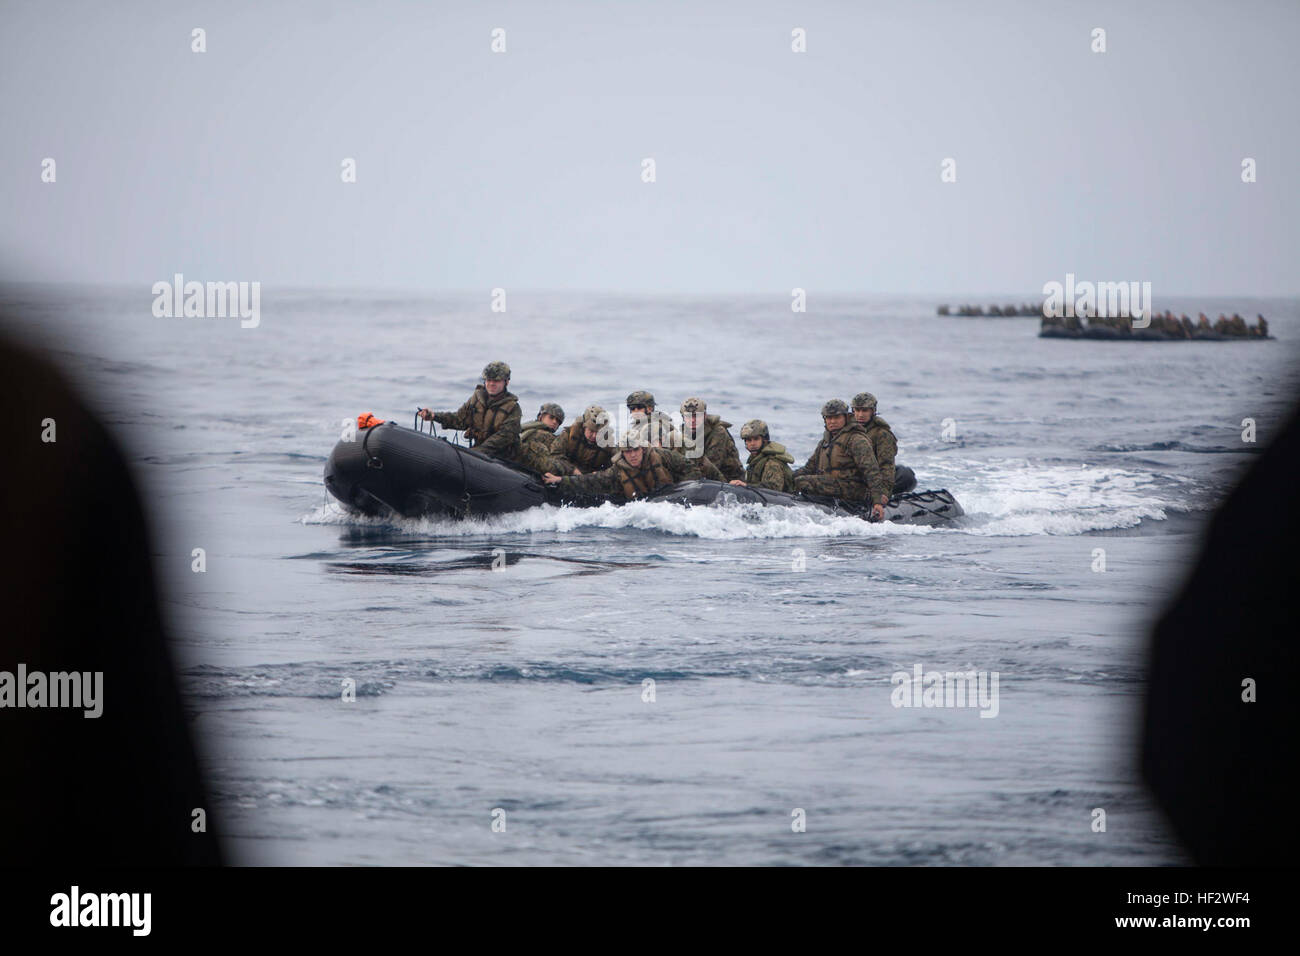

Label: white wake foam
[302,497,930,540]
[924,457,1178,535]
[302,456,1194,538]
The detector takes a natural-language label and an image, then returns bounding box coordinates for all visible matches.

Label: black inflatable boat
[324,422,964,526]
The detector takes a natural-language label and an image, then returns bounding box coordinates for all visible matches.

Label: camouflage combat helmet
[851,392,878,411]
[680,396,707,415]
[625,390,655,408]
[581,405,609,429]
[537,402,564,423]
[739,419,769,441]
[619,426,652,450]
[820,399,849,417]
[482,360,511,381]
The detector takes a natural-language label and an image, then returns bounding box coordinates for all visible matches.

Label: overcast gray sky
[2,0,1296,294]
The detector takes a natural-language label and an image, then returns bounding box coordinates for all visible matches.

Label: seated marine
[792,399,889,521]
[418,360,520,460]
[729,419,795,492]
[545,405,614,476]
[516,402,565,473]
[625,390,680,450]
[850,392,898,496]
[542,426,720,500]
[678,396,744,480]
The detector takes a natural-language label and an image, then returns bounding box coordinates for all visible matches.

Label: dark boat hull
[645,480,963,526]
[324,424,962,525]
[324,422,548,518]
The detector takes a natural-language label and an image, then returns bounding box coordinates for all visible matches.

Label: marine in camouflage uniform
[677,445,725,481]
[792,399,889,511]
[850,392,898,497]
[737,419,796,492]
[419,360,521,460]
[626,390,680,451]
[545,404,615,475]
[544,427,718,500]
[516,402,565,474]
[610,423,725,481]
[678,397,744,480]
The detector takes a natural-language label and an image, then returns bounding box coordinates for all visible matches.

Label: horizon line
[1,280,1297,301]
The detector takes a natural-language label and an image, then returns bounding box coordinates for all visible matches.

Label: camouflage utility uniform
[679,450,724,481]
[745,441,796,492]
[433,385,521,460]
[556,446,718,500]
[626,390,680,450]
[516,420,561,473]
[682,414,744,480]
[792,422,888,505]
[857,416,897,496]
[546,411,615,475]
[644,410,680,450]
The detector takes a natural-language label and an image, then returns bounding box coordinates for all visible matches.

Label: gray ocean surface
[7,286,1298,866]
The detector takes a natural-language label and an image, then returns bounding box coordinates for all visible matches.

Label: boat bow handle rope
[362,422,383,468]
[413,408,439,437]
[894,491,957,522]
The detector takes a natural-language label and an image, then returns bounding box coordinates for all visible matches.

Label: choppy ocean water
[6,285,1297,865]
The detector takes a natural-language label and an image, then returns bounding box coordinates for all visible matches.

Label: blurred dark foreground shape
[0,325,222,865]
[1143,397,1298,866]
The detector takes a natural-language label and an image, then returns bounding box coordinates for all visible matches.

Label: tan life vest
[616,448,674,499]
[813,425,868,485]
[467,388,517,447]
[559,421,585,458]
[559,420,612,471]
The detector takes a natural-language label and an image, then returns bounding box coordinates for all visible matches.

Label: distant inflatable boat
[324,422,964,526]
[1040,326,1274,341]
